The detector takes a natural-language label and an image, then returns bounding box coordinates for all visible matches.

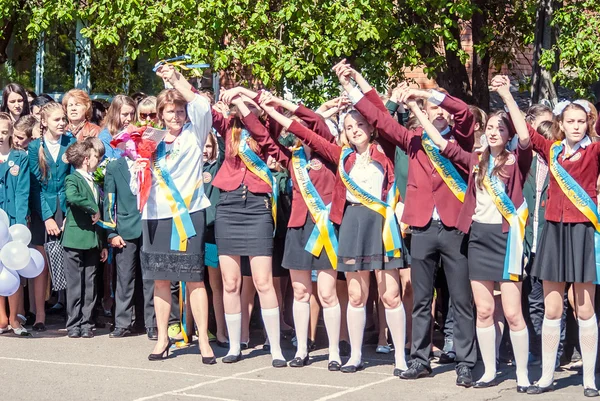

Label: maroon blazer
[211,109,273,193]
[354,91,475,228]
[441,141,532,234]
[529,125,600,223]
[288,121,396,225]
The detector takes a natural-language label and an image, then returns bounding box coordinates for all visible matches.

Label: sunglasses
[140,112,157,120]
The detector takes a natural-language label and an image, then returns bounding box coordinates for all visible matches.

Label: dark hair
[469,105,488,151]
[91,100,107,126]
[554,102,590,141]
[525,104,552,124]
[65,141,91,169]
[30,94,55,112]
[1,83,30,117]
[131,92,147,105]
[13,115,37,139]
[83,136,105,159]
[204,132,218,162]
[475,110,514,190]
[536,120,555,140]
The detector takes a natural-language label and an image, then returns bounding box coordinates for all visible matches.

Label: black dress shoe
[393,368,405,377]
[456,366,473,388]
[517,385,528,393]
[340,363,364,373]
[400,361,432,380]
[67,328,81,338]
[328,361,341,371]
[81,329,94,339]
[289,355,309,367]
[147,327,158,341]
[438,352,456,364]
[272,359,287,368]
[109,328,131,338]
[222,353,242,364]
[584,388,600,397]
[216,340,229,348]
[32,322,46,332]
[473,379,497,389]
[526,384,554,394]
[202,356,217,365]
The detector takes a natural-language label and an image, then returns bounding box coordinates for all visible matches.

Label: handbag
[44,238,67,291]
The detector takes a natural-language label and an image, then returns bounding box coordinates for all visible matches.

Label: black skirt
[468,222,517,282]
[282,215,337,271]
[215,186,274,257]
[337,204,403,272]
[240,244,289,278]
[531,221,597,283]
[141,210,206,282]
[31,199,64,246]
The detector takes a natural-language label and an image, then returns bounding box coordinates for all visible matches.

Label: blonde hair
[136,96,157,122]
[341,110,377,148]
[0,112,14,148]
[38,102,65,180]
[62,89,93,121]
[103,95,136,137]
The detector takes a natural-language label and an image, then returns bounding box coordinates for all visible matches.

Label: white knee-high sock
[344,305,366,367]
[385,304,408,370]
[293,300,310,359]
[323,303,341,364]
[538,317,561,388]
[476,324,497,383]
[225,313,242,356]
[510,328,531,387]
[578,315,598,390]
[261,307,284,360]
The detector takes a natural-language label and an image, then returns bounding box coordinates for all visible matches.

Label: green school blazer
[61,171,103,250]
[523,156,549,258]
[0,150,30,225]
[103,158,142,241]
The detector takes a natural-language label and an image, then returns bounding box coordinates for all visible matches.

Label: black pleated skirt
[31,199,64,246]
[282,215,337,271]
[468,222,517,282]
[215,186,274,256]
[531,221,597,283]
[337,204,403,272]
[141,210,206,282]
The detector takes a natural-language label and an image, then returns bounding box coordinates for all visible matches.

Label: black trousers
[410,220,477,369]
[114,237,156,330]
[64,247,99,331]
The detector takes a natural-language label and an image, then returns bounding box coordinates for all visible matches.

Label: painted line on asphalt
[235,376,348,389]
[313,376,397,401]
[306,365,393,377]
[177,394,240,401]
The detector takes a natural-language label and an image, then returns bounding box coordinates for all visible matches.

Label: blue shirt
[98,128,124,160]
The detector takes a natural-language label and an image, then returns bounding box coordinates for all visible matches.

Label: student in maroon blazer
[333,60,476,385]
[259,88,408,375]
[246,93,344,369]
[211,89,286,368]
[406,76,533,391]
[524,99,600,397]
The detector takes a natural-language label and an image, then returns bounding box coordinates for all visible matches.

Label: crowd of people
[1,59,600,397]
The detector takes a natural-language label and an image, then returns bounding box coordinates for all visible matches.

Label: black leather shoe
[272,359,287,368]
[340,363,364,373]
[289,355,309,367]
[456,366,473,388]
[328,361,341,371]
[146,327,158,341]
[67,328,81,338]
[216,340,229,348]
[202,356,217,365]
[400,361,432,380]
[526,384,554,394]
[32,322,46,332]
[110,328,131,338]
[517,385,528,393]
[438,352,456,364]
[584,388,600,397]
[222,353,242,364]
[473,379,497,389]
[393,368,405,377]
[81,329,94,339]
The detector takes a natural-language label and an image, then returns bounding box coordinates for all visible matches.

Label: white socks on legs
[476,324,497,383]
[510,327,531,387]
[344,304,366,367]
[323,303,341,364]
[261,307,284,361]
[578,315,598,390]
[385,304,408,370]
[538,317,561,388]
[293,300,310,359]
[225,313,242,356]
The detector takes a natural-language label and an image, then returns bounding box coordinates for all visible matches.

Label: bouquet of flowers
[110,124,167,211]
[92,158,115,198]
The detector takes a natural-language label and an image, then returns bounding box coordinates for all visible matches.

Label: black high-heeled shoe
[148,339,172,361]
[202,356,217,365]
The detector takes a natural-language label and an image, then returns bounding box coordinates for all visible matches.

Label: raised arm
[491,75,530,149]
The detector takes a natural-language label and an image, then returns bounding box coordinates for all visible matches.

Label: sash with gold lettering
[291,146,338,269]
[237,129,277,235]
[480,154,528,281]
[338,146,402,257]
[549,141,600,284]
[153,141,197,251]
[422,131,467,202]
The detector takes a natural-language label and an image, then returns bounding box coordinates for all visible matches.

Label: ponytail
[227,111,259,158]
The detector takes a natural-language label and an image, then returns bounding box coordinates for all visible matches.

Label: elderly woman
[62,89,101,141]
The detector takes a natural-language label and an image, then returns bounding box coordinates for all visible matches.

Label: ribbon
[153,142,197,251]
[549,141,600,284]
[175,282,189,346]
[481,154,528,281]
[237,129,278,235]
[96,192,117,230]
[338,146,402,257]
[153,55,210,72]
[422,132,467,202]
[291,147,339,269]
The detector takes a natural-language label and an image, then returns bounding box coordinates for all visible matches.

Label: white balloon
[0,242,31,271]
[19,249,45,279]
[0,265,20,297]
[0,221,9,248]
[0,209,9,228]
[8,224,31,246]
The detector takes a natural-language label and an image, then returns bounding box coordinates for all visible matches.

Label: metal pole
[74,19,91,91]
[35,33,45,94]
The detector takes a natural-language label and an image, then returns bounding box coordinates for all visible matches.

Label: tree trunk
[470,0,491,111]
[0,19,16,64]
[531,0,558,105]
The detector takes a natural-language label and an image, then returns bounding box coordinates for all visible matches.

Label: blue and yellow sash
[338,146,402,257]
[97,192,117,231]
[422,132,467,202]
[549,141,600,284]
[291,147,338,269]
[153,141,197,251]
[237,129,277,235]
[481,154,528,281]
